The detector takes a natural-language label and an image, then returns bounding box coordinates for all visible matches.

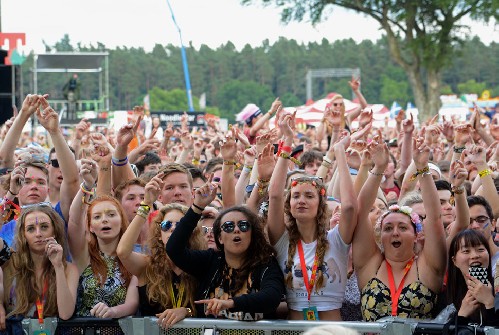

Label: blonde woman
[117,172,205,329]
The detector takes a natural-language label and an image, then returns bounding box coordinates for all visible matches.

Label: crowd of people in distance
[0,78,497,333]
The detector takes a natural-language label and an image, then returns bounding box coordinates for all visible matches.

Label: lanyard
[35,280,49,325]
[170,281,185,308]
[385,257,415,316]
[297,240,319,302]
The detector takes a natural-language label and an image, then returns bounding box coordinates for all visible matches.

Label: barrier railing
[20,317,499,335]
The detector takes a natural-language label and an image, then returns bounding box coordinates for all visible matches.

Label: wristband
[136,206,149,219]
[112,156,128,162]
[478,169,492,178]
[369,169,384,176]
[139,202,151,213]
[80,182,96,195]
[8,189,18,196]
[451,185,465,195]
[409,166,430,181]
[192,203,205,212]
[322,156,333,165]
[223,160,236,166]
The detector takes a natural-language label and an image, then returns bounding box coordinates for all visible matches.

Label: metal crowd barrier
[21,317,499,335]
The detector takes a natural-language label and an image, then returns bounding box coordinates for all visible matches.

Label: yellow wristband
[478,169,492,178]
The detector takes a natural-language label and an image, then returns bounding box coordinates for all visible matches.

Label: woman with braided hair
[265,112,358,321]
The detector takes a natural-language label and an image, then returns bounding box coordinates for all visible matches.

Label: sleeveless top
[360,259,437,321]
[75,253,128,316]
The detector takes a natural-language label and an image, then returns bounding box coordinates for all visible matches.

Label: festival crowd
[0,78,497,333]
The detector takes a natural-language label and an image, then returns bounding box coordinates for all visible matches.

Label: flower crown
[290,179,326,197]
[378,204,423,233]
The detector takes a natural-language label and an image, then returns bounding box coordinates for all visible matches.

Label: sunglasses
[50,159,60,168]
[213,177,221,183]
[221,220,251,233]
[332,103,343,107]
[202,226,214,235]
[160,220,180,232]
[21,202,52,210]
[418,214,426,222]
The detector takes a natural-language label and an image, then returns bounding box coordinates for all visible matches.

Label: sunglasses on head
[221,220,251,233]
[160,220,180,232]
[50,159,59,168]
[202,226,214,235]
[21,201,52,210]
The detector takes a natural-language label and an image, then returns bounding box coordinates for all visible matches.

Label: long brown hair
[145,204,205,312]
[284,178,330,291]
[86,196,132,287]
[9,204,68,317]
[213,206,276,294]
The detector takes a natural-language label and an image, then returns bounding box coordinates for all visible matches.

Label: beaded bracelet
[136,206,149,219]
[369,169,384,176]
[223,160,236,166]
[451,185,465,195]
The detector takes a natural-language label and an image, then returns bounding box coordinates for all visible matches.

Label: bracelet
[321,161,332,169]
[186,307,194,318]
[100,167,110,171]
[136,207,149,219]
[139,202,151,213]
[80,182,96,195]
[409,166,430,181]
[451,185,465,194]
[323,156,333,165]
[192,158,200,165]
[453,146,465,153]
[369,169,384,176]
[478,169,492,178]
[112,158,128,167]
[223,160,236,166]
[257,183,268,196]
[281,145,292,153]
[192,203,205,211]
[7,189,18,196]
[82,197,93,206]
[112,156,128,163]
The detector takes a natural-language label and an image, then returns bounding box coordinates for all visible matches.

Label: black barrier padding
[413,322,487,335]
[55,318,123,335]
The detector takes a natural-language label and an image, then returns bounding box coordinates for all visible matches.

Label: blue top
[0,202,65,248]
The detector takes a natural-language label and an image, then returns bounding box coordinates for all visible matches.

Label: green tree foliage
[457,80,487,95]
[241,0,499,119]
[23,35,498,120]
[149,87,200,111]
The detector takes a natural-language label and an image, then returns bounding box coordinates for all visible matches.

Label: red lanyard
[385,257,414,316]
[35,280,49,325]
[297,240,319,301]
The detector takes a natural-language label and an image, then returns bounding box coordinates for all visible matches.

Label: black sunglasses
[50,159,59,168]
[160,220,179,232]
[221,220,251,233]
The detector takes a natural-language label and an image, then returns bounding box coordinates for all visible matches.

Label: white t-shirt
[274,225,350,311]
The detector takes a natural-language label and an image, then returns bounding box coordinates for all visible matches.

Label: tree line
[22,34,498,122]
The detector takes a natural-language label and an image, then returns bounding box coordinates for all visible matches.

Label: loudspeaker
[0,63,14,121]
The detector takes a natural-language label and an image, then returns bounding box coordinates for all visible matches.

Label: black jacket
[166,208,285,319]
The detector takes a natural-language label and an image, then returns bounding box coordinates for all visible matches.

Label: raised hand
[36,96,60,133]
[464,145,487,167]
[334,130,351,151]
[395,109,406,124]
[454,123,473,147]
[442,115,454,142]
[278,113,294,139]
[116,115,142,147]
[180,131,193,150]
[164,122,174,138]
[144,172,165,205]
[351,122,372,142]
[75,118,91,140]
[449,160,467,188]
[413,137,431,170]
[403,113,415,134]
[79,159,98,187]
[220,133,237,160]
[368,136,389,169]
[9,164,26,196]
[257,143,276,181]
[348,76,361,91]
[243,146,257,167]
[349,139,367,153]
[358,109,373,129]
[20,94,43,117]
[268,97,282,116]
[193,176,218,209]
[233,125,251,149]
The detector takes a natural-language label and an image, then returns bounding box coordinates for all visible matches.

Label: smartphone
[469,266,488,284]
